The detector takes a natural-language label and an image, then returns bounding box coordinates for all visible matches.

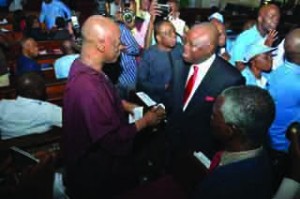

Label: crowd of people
[1,0,300,198]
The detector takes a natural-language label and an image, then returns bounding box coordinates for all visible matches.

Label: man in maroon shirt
[63,15,165,199]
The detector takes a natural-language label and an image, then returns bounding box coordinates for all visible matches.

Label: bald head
[257,4,280,35]
[80,15,121,67]
[21,38,38,58]
[259,4,280,17]
[285,28,300,65]
[81,15,118,44]
[183,23,218,64]
[190,23,218,47]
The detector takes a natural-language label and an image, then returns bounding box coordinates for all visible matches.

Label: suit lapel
[172,59,190,112]
[185,57,219,113]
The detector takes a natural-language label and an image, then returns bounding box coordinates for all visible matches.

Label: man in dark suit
[192,86,274,199]
[166,23,245,159]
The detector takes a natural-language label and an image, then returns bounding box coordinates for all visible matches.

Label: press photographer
[167,0,189,37]
[115,0,141,100]
[144,0,172,49]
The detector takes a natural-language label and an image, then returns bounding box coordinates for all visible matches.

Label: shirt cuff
[273,178,300,199]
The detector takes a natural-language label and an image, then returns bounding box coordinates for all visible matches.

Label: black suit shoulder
[212,56,245,86]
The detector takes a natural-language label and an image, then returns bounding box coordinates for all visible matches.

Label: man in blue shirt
[268,28,300,152]
[230,4,280,71]
[54,40,79,79]
[137,20,182,103]
[241,43,274,89]
[17,37,41,76]
[116,0,140,99]
[39,0,72,30]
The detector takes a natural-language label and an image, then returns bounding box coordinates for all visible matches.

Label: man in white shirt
[167,22,245,158]
[0,72,62,139]
[167,0,188,37]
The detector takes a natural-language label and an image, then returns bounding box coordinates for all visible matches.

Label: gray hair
[220,86,275,144]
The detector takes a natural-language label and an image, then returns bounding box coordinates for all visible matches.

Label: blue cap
[208,12,224,23]
[243,44,276,63]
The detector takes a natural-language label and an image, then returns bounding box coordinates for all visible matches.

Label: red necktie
[183,65,199,106]
[209,151,224,172]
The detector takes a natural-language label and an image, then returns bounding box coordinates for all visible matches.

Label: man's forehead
[159,22,174,31]
[260,5,280,16]
[189,29,209,43]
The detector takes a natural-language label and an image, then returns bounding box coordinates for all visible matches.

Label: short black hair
[154,20,172,42]
[55,17,66,28]
[16,72,46,100]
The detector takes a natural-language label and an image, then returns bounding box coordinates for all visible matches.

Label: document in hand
[129,92,166,123]
[193,151,211,169]
[136,91,157,107]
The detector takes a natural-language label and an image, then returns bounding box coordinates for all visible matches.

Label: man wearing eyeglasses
[167,23,245,159]
[137,20,182,103]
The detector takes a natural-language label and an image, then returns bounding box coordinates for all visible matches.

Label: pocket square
[205,96,215,102]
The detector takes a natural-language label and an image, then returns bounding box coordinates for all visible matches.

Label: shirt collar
[17,96,42,104]
[219,147,263,167]
[71,59,101,75]
[70,59,109,83]
[195,54,216,69]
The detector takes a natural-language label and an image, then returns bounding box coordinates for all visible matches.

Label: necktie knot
[193,65,199,74]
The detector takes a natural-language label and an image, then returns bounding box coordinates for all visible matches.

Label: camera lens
[122,9,135,24]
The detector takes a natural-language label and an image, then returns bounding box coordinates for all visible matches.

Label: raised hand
[264,29,278,47]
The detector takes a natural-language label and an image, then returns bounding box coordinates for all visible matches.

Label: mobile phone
[71,16,79,28]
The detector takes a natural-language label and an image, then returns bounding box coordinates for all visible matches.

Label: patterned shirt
[39,0,72,30]
[118,23,140,89]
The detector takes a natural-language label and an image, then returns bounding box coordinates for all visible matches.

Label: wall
[188,0,287,8]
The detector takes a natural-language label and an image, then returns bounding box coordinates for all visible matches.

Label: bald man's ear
[258,16,262,24]
[96,43,105,53]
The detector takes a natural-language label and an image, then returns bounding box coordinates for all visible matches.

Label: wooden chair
[0,78,67,106]
[0,127,63,199]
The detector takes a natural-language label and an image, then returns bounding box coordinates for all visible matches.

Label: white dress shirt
[0,96,62,139]
[183,54,216,111]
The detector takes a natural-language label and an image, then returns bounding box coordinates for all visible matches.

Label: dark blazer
[191,150,273,199]
[166,55,245,158]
